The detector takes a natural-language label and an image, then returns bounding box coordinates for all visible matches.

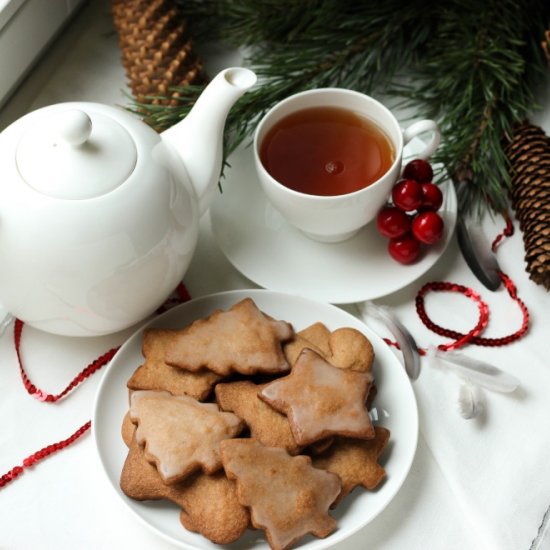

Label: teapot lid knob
[14,104,138,200]
[57,110,92,146]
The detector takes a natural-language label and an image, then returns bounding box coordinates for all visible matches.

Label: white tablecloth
[1,2,549,549]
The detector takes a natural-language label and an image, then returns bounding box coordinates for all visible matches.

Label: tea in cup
[253,88,440,243]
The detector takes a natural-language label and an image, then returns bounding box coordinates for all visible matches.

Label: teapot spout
[161,67,257,216]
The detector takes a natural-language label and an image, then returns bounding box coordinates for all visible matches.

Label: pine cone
[504,121,550,290]
[111,0,207,106]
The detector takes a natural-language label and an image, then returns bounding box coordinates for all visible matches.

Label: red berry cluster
[376,159,444,264]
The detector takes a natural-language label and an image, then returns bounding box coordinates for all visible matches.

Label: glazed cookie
[260,348,375,446]
[165,298,294,376]
[221,438,341,550]
[121,410,134,447]
[130,390,244,484]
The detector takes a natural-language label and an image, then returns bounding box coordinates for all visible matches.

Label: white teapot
[0,67,256,336]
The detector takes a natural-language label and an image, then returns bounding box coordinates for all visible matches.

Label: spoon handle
[360,302,421,380]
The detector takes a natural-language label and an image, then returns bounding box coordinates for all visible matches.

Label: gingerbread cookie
[260,348,375,446]
[295,322,332,356]
[284,322,374,373]
[215,380,301,455]
[120,438,249,544]
[313,426,390,505]
[121,411,134,447]
[174,469,251,543]
[127,329,220,400]
[283,323,329,365]
[130,390,244,483]
[165,298,294,376]
[221,438,341,550]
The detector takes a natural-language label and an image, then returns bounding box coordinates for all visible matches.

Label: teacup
[253,88,440,243]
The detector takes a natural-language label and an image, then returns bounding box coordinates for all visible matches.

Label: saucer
[210,145,457,304]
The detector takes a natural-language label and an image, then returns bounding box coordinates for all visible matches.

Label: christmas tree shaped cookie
[221,438,341,550]
[130,390,244,484]
[166,298,294,376]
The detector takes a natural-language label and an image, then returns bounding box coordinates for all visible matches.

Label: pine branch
[397,0,549,215]
[131,0,550,214]
[174,0,328,45]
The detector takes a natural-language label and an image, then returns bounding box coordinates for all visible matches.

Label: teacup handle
[402,120,441,160]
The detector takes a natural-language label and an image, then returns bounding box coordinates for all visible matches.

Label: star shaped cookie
[221,438,341,550]
[259,348,375,446]
[313,426,390,505]
[165,298,294,376]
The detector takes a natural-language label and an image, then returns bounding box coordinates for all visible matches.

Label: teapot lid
[15,108,137,199]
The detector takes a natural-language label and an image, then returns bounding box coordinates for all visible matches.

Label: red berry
[392,179,423,212]
[376,206,411,238]
[411,211,444,244]
[388,233,421,264]
[420,183,443,211]
[402,159,434,183]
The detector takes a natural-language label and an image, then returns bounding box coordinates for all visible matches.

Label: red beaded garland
[491,212,514,252]
[14,319,120,402]
[412,213,528,351]
[0,421,91,488]
[415,272,529,349]
[415,280,489,351]
[381,216,529,355]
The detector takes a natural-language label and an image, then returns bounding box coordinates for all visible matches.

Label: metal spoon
[359,301,421,380]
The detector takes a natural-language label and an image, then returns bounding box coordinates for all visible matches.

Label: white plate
[92,289,418,550]
[210,146,457,304]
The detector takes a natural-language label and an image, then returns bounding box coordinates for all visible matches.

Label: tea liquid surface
[260,106,395,196]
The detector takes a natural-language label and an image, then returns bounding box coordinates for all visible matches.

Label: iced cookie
[165,298,294,376]
[121,410,134,447]
[127,329,221,400]
[130,390,244,484]
[221,438,341,550]
[260,348,375,446]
